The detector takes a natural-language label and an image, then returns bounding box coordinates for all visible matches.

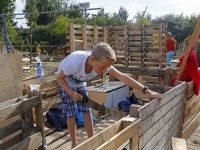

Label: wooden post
[141,24,145,68]
[94,26,98,46]
[69,23,75,52]
[159,24,163,69]
[124,25,128,67]
[21,109,34,139]
[174,16,200,86]
[82,24,87,50]
[177,83,188,138]
[103,26,108,43]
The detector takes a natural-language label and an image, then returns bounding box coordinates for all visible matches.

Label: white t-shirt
[57,51,113,87]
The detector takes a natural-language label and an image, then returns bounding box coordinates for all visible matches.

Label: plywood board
[0,54,22,103]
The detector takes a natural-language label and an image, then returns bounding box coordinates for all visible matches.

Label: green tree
[152,13,188,43]
[133,7,152,25]
[0,0,16,27]
[23,0,39,26]
[36,0,69,25]
[118,6,129,21]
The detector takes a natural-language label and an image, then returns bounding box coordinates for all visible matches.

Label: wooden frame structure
[66,23,167,68]
[130,82,186,150]
[74,117,141,150]
[0,95,45,150]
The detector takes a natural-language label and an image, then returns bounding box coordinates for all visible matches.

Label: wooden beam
[171,137,187,150]
[174,16,200,86]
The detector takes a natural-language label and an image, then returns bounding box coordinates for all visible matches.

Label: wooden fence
[130,82,186,150]
[178,81,200,139]
[66,23,167,68]
[0,95,45,150]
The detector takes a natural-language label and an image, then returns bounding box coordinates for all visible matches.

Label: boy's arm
[109,67,162,101]
[56,70,73,95]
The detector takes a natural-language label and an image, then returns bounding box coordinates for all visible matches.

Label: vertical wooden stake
[69,23,75,52]
[174,16,200,86]
[82,24,87,50]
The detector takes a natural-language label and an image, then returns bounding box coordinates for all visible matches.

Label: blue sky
[15,0,200,27]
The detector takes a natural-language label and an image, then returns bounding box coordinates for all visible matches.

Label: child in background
[166,32,176,67]
[56,43,163,149]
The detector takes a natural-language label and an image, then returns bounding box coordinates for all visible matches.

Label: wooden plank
[0,120,21,140]
[74,117,138,150]
[185,94,200,110]
[172,137,187,150]
[7,132,43,150]
[95,118,140,150]
[140,98,182,137]
[0,96,40,122]
[0,54,22,103]
[0,95,29,109]
[184,97,200,122]
[142,112,181,150]
[0,133,22,150]
[138,82,185,120]
[40,81,57,90]
[182,112,200,139]
[23,75,56,86]
[153,122,179,150]
[139,105,181,149]
[141,76,159,83]
[174,16,200,85]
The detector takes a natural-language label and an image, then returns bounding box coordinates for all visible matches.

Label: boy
[56,43,162,149]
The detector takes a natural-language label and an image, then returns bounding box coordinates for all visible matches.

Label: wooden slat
[74,117,139,150]
[138,82,185,120]
[0,96,41,122]
[0,119,21,140]
[182,112,200,139]
[7,132,43,150]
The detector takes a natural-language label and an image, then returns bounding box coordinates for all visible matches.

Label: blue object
[2,15,9,53]
[46,106,96,131]
[118,93,143,112]
[76,111,96,127]
[46,106,67,131]
[36,63,42,78]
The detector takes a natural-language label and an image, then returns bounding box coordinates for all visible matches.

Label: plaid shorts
[57,84,91,118]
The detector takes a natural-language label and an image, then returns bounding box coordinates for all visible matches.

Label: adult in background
[42,50,48,55]
[166,32,176,67]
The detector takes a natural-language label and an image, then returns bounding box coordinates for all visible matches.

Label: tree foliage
[152,13,198,43]
[23,0,39,26]
[0,0,16,27]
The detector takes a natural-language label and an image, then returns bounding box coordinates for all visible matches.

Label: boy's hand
[145,89,163,102]
[71,91,83,101]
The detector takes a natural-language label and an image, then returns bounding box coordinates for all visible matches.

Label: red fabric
[170,48,200,95]
[166,38,175,52]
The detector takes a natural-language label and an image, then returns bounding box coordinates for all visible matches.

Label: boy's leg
[67,117,77,146]
[83,113,93,138]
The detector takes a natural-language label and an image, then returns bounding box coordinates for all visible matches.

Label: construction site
[1,2,200,150]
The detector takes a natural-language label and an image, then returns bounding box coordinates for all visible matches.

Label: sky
[14,0,200,27]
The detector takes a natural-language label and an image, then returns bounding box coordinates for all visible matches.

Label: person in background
[36,44,41,56]
[56,42,163,149]
[42,50,48,55]
[166,32,176,67]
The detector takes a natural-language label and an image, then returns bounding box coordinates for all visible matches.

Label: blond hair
[167,32,172,38]
[91,43,116,61]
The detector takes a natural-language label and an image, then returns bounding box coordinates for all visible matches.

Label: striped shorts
[57,84,91,118]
